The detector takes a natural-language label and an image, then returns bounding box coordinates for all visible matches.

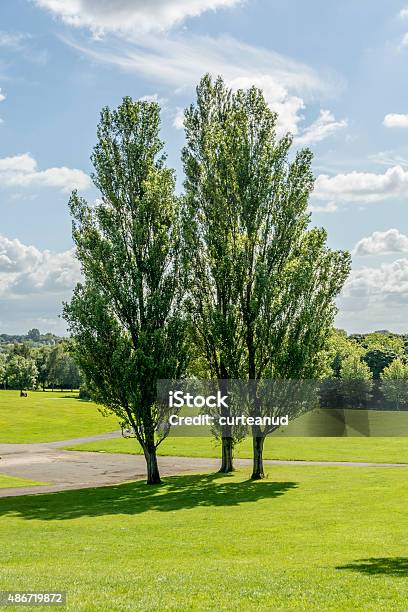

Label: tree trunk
[143,446,162,485]
[219,436,234,473]
[251,434,265,480]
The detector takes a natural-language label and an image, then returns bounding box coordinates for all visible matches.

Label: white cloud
[336,258,408,333]
[0,153,91,192]
[383,113,408,128]
[138,93,167,106]
[34,0,242,34]
[295,110,347,146]
[342,259,408,302]
[354,229,408,256]
[0,234,82,333]
[400,8,408,19]
[65,33,339,137]
[0,234,81,296]
[173,107,184,130]
[314,165,408,204]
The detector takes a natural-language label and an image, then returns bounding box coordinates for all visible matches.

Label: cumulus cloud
[0,235,82,334]
[314,165,408,204]
[383,113,408,128]
[0,153,91,192]
[336,258,408,332]
[0,234,81,297]
[34,0,242,34]
[353,229,408,256]
[343,259,408,302]
[295,110,347,146]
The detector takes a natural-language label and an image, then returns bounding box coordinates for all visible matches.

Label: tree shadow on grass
[0,473,297,521]
[336,558,408,577]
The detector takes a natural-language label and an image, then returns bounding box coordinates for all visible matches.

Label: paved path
[1,432,408,498]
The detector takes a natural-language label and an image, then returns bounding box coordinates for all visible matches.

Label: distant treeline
[0,330,82,393]
[0,328,62,346]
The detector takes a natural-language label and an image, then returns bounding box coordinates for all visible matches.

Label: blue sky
[1,0,408,334]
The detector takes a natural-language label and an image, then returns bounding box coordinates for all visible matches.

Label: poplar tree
[64,97,188,484]
[182,75,350,478]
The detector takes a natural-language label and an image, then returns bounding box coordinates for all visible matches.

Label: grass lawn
[66,435,408,464]
[0,474,46,488]
[0,466,407,610]
[0,390,118,443]
[66,407,408,464]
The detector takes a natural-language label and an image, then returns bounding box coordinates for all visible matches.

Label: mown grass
[0,466,407,610]
[0,390,118,443]
[67,435,408,463]
[67,407,408,464]
[0,474,46,488]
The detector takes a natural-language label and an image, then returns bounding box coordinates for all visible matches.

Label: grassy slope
[0,467,407,610]
[0,390,118,443]
[0,474,46,488]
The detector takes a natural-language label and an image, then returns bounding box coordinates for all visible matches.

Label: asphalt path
[1,432,408,498]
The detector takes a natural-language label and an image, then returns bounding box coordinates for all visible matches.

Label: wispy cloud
[295,109,347,146]
[63,32,341,137]
[0,31,31,49]
[314,165,408,205]
[353,229,408,256]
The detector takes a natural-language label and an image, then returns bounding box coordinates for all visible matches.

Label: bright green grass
[66,407,408,464]
[0,474,46,488]
[67,435,408,464]
[0,467,407,610]
[0,390,118,443]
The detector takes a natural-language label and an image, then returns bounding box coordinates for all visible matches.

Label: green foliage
[48,343,80,391]
[381,358,408,409]
[363,348,397,379]
[326,329,364,377]
[182,75,350,469]
[33,345,52,390]
[340,354,373,408]
[361,332,404,355]
[5,355,37,391]
[63,97,189,483]
[27,328,41,342]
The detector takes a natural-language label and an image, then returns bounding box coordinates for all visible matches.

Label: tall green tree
[340,354,373,408]
[33,345,51,390]
[381,358,408,410]
[183,75,350,478]
[64,97,188,484]
[6,355,37,393]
